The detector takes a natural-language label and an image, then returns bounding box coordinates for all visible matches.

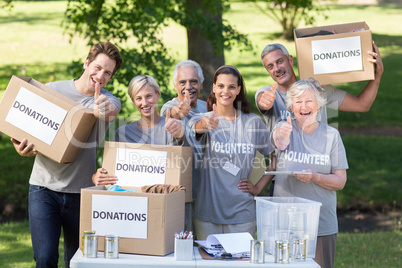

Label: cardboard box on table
[102,141,193,203]
[294,21,374,85]
[80,185,185,256]
[0,76,96,163]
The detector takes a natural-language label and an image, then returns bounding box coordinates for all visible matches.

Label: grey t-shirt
[161,98,208,200]
[255,84,346,131]
[114,116,182,145]
[273,120,348,236]
[189,111,274,224]
[29,79,121,193]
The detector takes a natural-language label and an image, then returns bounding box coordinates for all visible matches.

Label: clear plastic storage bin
[255,197,321,258]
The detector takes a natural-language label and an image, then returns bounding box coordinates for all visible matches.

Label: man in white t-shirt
[161,60,208,233]
[255,42,384,195]
[12,42,122,268]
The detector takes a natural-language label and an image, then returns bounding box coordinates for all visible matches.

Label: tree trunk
[186,0,225,101]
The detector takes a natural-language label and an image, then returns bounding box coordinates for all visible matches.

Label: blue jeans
[29,185,80,268]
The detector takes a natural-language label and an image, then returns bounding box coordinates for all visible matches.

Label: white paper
[5,87,68,145]
[222,160,240,176]
[114,148,168,186]
[196,232,253,254]
[91,194,148,239]
[312,36,363,75]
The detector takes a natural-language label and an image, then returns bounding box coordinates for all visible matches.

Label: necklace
[221,109,237,162]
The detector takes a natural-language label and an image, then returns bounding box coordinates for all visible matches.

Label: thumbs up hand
[165,109,185,138]
[202,104,220,131]
[93,81,111,118]
[257,82,277,111]
[273,116,292,150]
[171,90,191,119]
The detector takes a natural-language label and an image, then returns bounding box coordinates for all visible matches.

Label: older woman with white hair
[272,78,348,268]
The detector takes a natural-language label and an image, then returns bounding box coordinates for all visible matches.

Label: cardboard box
[102,141,193,203]
[0,76,96,163]
[80,185,185,256]
[294,21,374,85]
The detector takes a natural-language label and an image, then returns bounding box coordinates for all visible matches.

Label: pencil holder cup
[174,237,193,261]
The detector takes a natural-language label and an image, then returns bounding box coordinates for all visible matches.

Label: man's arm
[338,41,384,112]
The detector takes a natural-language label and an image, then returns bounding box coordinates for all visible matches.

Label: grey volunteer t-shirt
[29,79,121,193]
[273,120,349,236]
[114,116,182,145]
[189,111,274,224]
[161,98,208,200]
[255,84,346,131]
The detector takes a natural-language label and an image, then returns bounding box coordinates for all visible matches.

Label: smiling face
[81,53,116,95]
[174,67,202,106]
[133,85,160,119]
[262,49,297,90]
[291,88,320,127]
[213,74,241,108]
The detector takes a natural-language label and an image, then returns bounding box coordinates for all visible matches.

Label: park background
[0,0,401,267]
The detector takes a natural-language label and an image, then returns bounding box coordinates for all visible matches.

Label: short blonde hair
[128,75,160,100]
[286,78,327,112]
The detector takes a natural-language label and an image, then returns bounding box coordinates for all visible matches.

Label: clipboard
[264,171,312,176]
[198,247,249,261]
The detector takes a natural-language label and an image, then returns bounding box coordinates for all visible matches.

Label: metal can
[104,235,119,259]
[82,230,96,250]
[275,240,289,264]
[250,240,265,264]
[82,233,98,258]
[292,238,306,262]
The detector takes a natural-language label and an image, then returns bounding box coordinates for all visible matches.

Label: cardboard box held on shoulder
[0,76,96,163]
[102,141,193,203]
[80,185,185,256]
[294,21,374,85]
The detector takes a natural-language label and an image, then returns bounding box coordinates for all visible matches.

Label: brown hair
[86,42,122,75]
[206,65,250,114]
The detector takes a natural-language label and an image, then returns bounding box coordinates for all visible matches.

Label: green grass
[0,220,65,268]
[339,135,402,207]
[335,231,401,267]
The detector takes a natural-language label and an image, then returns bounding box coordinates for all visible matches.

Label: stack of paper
[195,232,253,257]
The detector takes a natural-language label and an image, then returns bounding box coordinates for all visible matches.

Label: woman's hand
[238,178,259,195]
[273,116,292,150]
[165,109,185,138]
[195,104,219,133]
[294,169,316,184]
[92,168,118,186]
[294,169,347,191]
[202,104,219,131]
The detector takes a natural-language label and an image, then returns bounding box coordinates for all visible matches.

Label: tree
[63,0,252,115]
[0,0,13,10]
[247,0,329,40]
